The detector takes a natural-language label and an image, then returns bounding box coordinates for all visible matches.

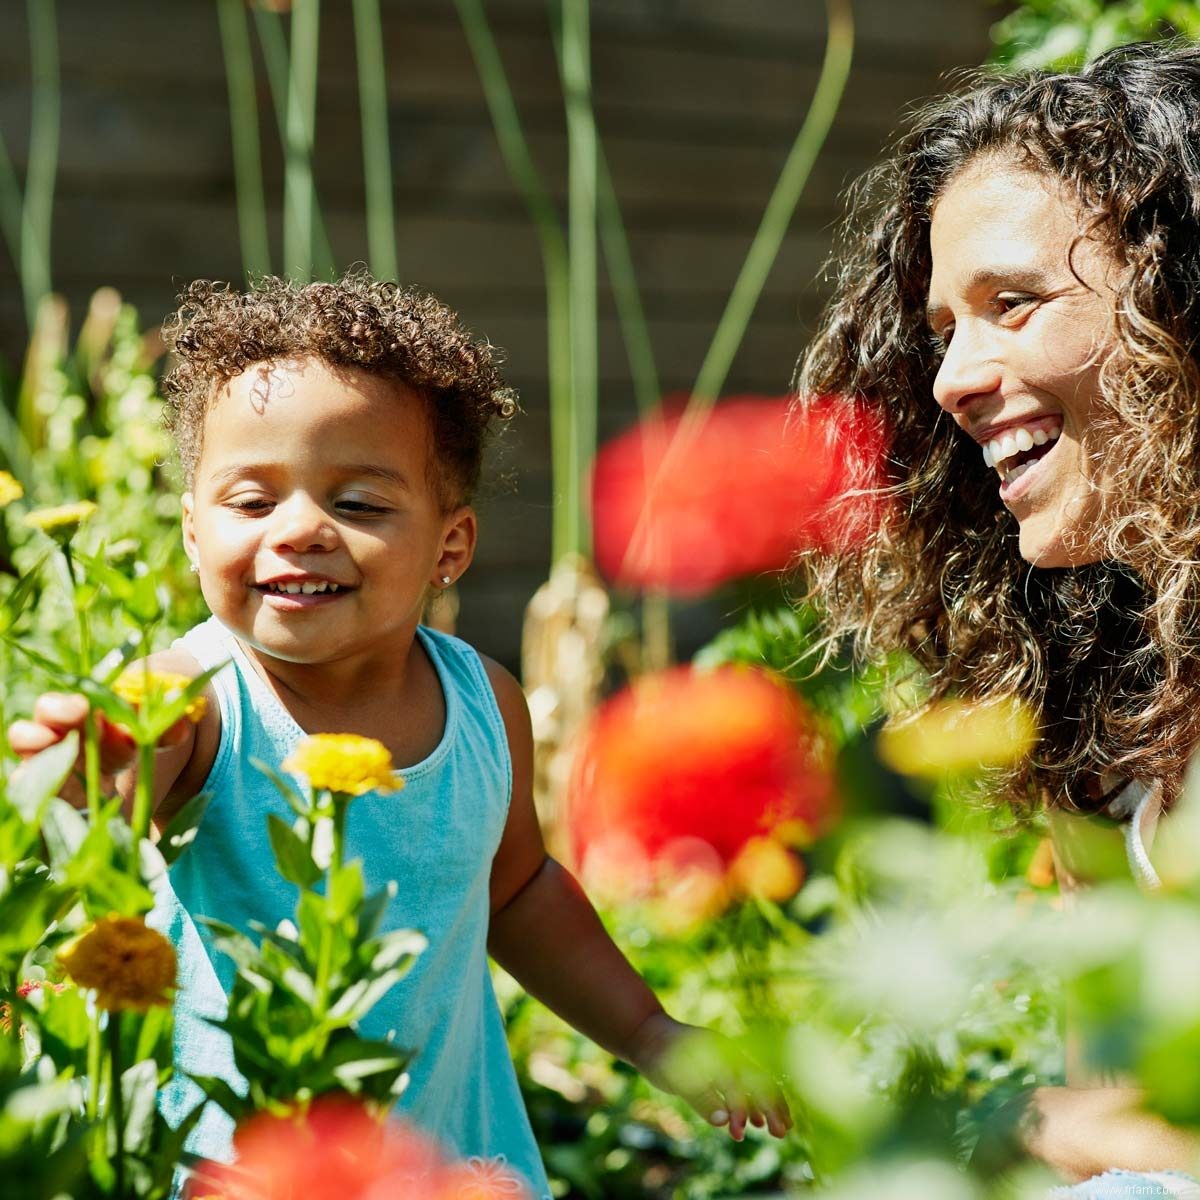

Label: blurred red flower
[566,666,833,910]
[188,1098,528,1200]
[591,395,886,595]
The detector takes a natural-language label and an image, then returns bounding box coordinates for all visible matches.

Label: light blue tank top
[152,616,551,1199]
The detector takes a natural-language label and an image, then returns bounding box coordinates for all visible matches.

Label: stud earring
[189,562,199,574]
[441,576,451,586]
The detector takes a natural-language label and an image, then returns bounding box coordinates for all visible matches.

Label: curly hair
[161,272,517,508]
[795,40,1200,811]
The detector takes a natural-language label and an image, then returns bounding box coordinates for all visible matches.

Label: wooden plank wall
[0,0,995,668]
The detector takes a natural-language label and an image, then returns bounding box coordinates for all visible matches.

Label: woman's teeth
[981,423,1063,479]
[265,581,340,595]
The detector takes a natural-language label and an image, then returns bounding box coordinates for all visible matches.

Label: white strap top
[1104,779,1162,891]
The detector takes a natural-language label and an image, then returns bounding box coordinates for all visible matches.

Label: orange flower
[190,1099,530,1200]
[58,916,175,1012]
[591,395,886,594]
[567,666,833,907]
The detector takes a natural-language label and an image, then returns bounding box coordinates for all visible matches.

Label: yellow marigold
[0,471,23,508]
[113,668,207,724]
[283,733,403,796]
[23,500,98,538]
[58,915,176,1012]
[877,694,1037,779]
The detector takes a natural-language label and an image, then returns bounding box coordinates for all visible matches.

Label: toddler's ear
[181,492,198,566]
[434,505,477,588]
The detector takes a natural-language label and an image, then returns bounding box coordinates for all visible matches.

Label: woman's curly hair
[161,272,517,508]
[795,40,1200,811]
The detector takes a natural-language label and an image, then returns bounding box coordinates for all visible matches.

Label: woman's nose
[932,324,1003,414]
[267,494,338,553]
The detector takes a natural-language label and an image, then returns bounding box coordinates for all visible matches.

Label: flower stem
[83,711,101,818]
[107,1014,125,1198]
[129,742,155,873]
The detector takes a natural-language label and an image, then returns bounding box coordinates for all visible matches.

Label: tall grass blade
[352,0,398,281]
[22,0,60,331]
[254,5,336,280]
[560,0,597,560]
[453,0,573,562]
[283,0,322,281]
[217,0,271,279]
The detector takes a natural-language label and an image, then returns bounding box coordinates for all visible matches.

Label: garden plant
[5,1,1200,1198]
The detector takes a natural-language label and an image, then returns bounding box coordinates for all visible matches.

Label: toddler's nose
[268,494,338,553]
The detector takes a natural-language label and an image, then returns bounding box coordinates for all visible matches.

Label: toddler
[11,274,790,1198]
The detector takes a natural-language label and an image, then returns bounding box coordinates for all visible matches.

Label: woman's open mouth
[980,416,1063,502]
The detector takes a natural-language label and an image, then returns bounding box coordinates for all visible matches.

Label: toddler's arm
[481,659,791,1141]
[7,649,217,829]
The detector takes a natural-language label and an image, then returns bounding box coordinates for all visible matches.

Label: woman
[796,40,1200,1194]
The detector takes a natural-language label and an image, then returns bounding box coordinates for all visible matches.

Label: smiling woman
[793,40,1200,1193]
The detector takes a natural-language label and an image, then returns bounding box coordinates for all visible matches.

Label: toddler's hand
[7,691,186,809]
[628,1012,792,1140]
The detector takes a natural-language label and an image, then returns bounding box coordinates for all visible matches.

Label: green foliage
[990,0,1200,70]
[196,773,425,1124]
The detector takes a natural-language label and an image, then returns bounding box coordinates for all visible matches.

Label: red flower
[566,666,833,908]
[189,1099,530,1200]
[591,395,886,594]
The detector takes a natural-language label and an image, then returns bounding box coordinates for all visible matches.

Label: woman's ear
[433,506,477,589]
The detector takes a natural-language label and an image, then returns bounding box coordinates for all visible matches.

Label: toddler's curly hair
[161,272,517,507]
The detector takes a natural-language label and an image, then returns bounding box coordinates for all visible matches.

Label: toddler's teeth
[301,582,319,595]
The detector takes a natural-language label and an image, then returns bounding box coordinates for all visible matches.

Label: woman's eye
[996,293,1036,316]
[932,324,954,351]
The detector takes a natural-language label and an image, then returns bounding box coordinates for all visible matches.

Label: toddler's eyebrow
[207,462,411,489]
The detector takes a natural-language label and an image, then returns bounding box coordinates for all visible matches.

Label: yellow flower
[0,471,23,508]
[113,668,208,724]
[23,500,98,539]
[283,734,403,796]
[877,694,1037,778]
[58,915,176,1012]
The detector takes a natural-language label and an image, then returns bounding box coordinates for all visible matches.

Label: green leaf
[251,757,310,819]
[0,874,71,964]
[0,550,49,635]
[156,790,213,866]
[327,967,406,1023]
[327,860,364,922]
[369,928,427,975]
[187,1072,251,1125]
[267,813,322,889]
[356,881,396,947]
[118,1059,160,1157]
[6,732,79,824]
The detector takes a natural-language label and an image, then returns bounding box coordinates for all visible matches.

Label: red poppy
[591,395,886,595]
[188,1098,527,1200]
[566,666,833,907]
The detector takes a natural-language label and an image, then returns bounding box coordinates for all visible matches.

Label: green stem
[86,1019,101,1159]
[217,0,271,278]
[352,0,398,281]
[253,7,335,278]
[691,0,854,411]
[22,0,59,331]
[283,0,321,281]
[130,742,155,868]
[453,0,573,562]
[83,712,101,818]
[0,132,25,285]
[561,0,597,562]
[617,0,854,584]
[597,148,659,415]
[107,1014,126,1198]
